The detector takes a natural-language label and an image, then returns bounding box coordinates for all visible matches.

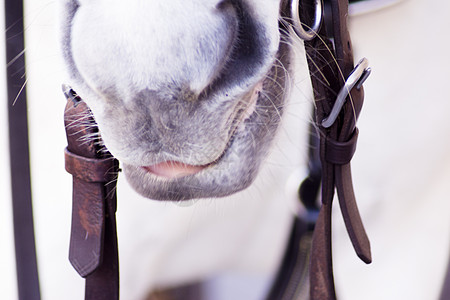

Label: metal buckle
[291,0,323,41]
[321,58,372,128]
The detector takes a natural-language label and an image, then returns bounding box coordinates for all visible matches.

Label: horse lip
[141,82,261,181]
[142,161,208,179]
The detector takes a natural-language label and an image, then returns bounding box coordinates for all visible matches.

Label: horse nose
[144,1,239,94]
[162,1,239,94]
[69,1,239,100]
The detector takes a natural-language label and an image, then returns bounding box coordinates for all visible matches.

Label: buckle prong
[321,58,371,128]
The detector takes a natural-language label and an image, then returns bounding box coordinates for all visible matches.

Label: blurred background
[1,0,450,299]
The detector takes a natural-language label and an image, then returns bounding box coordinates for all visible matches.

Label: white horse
[57,0,450,299]
[1,0,449,299]
[60,0,294,201]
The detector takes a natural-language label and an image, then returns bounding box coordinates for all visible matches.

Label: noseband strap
[269,0,371,299]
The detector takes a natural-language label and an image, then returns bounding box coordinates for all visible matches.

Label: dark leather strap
[268,1,371,298]
[304,0,371,298]
[5,0,41,298]
[266,216,315,299]
[440,256,450,300]
[325,128,359,165]
[64,97,120,300]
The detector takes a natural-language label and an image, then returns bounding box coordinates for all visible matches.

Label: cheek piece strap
[63,89,120,300]
[268,0,372,299]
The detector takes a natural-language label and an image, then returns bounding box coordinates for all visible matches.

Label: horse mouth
[140,82,261,180]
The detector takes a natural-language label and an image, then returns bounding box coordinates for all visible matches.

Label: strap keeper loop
[325,128,359,165]
[65,147,118,183]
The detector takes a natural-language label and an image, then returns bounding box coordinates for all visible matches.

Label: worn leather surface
[64,98,120,300]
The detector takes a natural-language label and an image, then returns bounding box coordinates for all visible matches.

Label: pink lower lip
[143,161,206,179]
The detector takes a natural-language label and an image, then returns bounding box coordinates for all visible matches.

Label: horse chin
[121,128,257,200]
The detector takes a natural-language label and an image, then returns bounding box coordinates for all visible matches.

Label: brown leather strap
[268,1,370,299]
[325,128,358,165]
[304,0,371,298]
[65,149,118,183]
[64,96,120,300]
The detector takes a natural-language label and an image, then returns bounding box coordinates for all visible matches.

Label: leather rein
[61,0,371,299]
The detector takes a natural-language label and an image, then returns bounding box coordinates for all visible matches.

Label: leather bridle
[62,1,371,299]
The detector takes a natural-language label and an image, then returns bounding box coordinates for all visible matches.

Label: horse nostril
[216,0,233,10]
[198,1,269,99]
